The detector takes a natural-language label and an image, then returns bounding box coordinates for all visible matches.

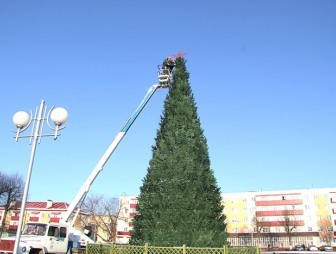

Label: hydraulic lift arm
[62,82,169,225]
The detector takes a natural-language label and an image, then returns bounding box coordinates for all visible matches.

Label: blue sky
[0,1,335,204]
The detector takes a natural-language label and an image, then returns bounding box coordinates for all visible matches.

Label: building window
[233,228,239,233]
[125,208,129,213]
[232,218,239,223]
[244,217,248,223]
[262,227,270,233]
[308,227,312,231]
[130,199,138,204]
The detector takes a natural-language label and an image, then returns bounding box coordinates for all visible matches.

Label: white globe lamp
[50,107,68,126]
[13,111,30,129]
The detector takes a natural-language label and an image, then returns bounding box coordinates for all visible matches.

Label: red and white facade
[116,188,336,247]
[0,200,69,233]
[223,188,336,248]
[2,188,335,248]
[115,196,138,244]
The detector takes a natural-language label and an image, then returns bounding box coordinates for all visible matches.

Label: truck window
[60,227,67,238]
[47,226,59,237]
[37,225,46,235]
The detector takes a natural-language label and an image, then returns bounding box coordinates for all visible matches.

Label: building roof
[2,201,70,211]
[26,201,69,210]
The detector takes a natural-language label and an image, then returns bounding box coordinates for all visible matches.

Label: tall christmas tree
[130,57,227,247]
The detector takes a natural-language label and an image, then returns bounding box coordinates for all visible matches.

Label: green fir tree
[130,57,228,247]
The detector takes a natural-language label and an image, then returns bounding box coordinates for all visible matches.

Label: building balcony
[8,225,18,230]
[117,231,130,236]
[257,220,305,227]
[129,212,139,217]
[256,199,303,206]
[256,210,304,216]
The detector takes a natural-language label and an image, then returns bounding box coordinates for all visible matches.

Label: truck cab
[0,222,70,254]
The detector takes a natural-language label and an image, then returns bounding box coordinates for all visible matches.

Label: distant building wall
[116,188,336,247]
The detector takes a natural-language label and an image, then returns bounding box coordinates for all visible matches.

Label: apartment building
[116,188,336,247]
[0,200,69,235]
[223,188,336,248]
[116,196,138,244]
[1,188,335,248]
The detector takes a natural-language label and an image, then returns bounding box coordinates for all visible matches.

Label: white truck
[0,60,174,254]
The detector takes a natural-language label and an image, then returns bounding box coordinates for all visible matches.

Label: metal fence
[85,243,261,254]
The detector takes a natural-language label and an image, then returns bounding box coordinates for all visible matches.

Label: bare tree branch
[318,216,333,244]
[282,205,298,246]
[251,214,263,237]
[81,193,125,243]
[0,171,24,236]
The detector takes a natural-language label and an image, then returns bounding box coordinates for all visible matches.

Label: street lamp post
[12,100,68,254]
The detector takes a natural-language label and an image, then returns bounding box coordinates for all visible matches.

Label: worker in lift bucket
[162,56,175,73]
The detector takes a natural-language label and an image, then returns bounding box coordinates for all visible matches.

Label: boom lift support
[62,60,174,226]
[0,58,175,254]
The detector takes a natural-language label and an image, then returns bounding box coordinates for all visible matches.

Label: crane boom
[62,83,169,225]
[0,59,175,254]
